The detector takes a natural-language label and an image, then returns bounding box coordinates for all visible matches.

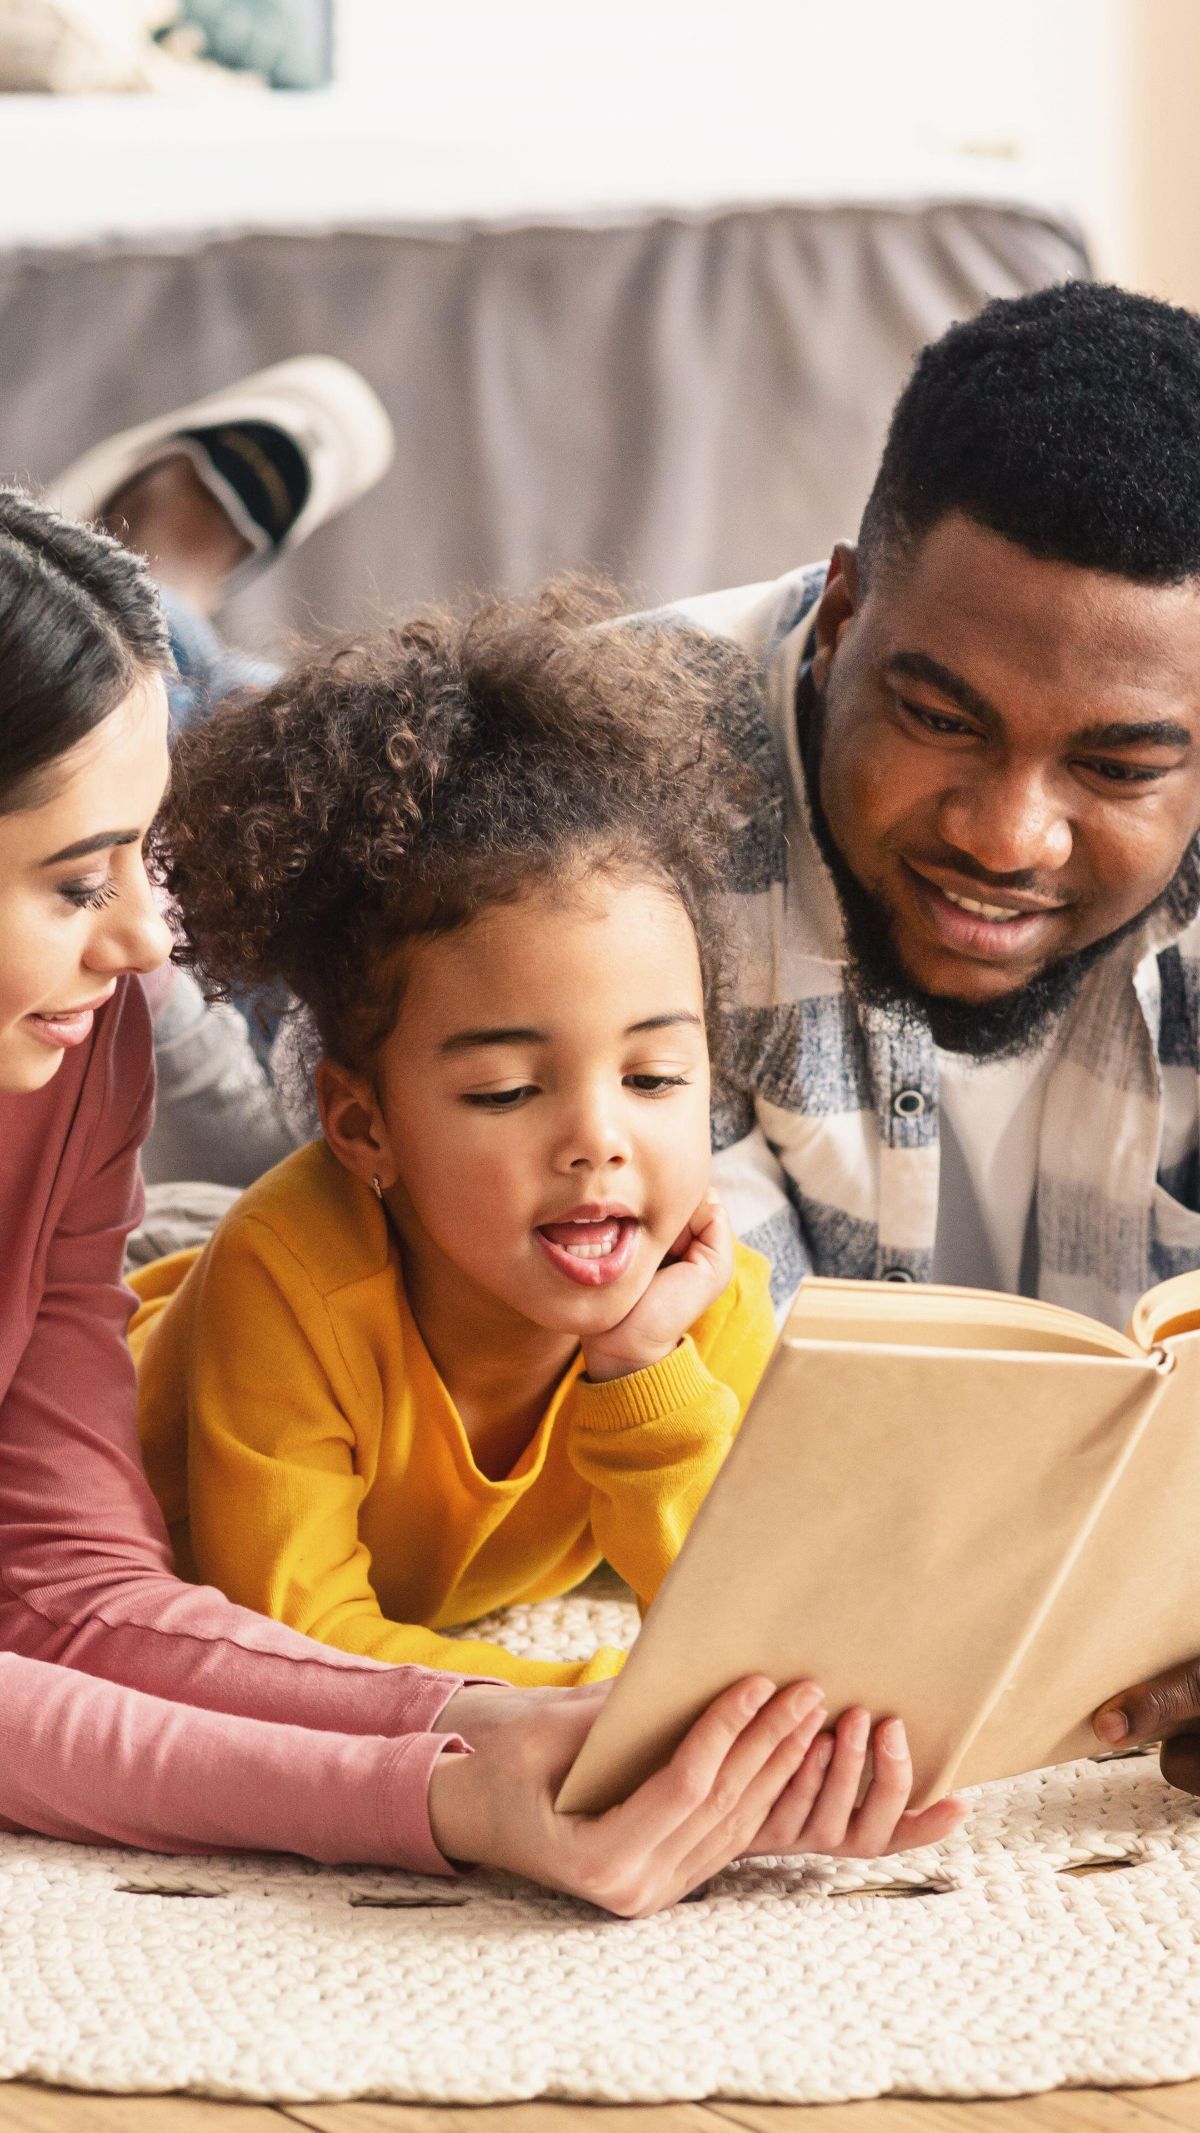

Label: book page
[1127,1268,1200,1351]
[785,1276,1137,1359]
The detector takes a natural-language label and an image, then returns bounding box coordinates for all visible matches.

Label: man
[685,279,1200,1794]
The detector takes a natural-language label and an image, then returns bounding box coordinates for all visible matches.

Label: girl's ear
[317,1058,396,1191]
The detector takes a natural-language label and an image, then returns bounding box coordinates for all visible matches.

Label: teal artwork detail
[172,1,333,89]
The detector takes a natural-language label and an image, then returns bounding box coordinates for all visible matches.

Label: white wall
[336,0,1125,268]
[1116,0,1200,310]
[338,0,1200,306]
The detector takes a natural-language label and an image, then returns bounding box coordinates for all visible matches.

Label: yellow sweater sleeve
[565,1243,776,1612]
[150,1217,623,1689]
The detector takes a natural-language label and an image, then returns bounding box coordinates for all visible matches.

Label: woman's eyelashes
[55,828,156,914]
[58,877,119,913]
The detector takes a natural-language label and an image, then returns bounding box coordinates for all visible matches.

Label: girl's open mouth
[534,1216,640,1289]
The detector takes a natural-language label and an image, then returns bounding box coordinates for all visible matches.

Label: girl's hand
[743,1705,969,1858]
[429,1674,829,1917]
[581,1192,734,1383]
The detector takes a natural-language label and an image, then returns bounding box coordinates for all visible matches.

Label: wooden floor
[5,2084,1200,2131]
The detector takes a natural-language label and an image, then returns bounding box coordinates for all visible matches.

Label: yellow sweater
[129,1141,776,1686]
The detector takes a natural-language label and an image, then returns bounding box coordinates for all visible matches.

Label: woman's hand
[581,1192,734,1383]
[744,1705,968,1858]
[428,1680,968,1915]
[428,1674,827,1916]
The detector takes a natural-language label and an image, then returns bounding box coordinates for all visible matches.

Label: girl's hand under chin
[581,1192,734,1383]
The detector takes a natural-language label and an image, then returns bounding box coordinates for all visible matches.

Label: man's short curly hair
[859,280,1200,584]
[157,577,757,1069]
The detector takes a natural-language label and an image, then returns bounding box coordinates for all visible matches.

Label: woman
[0,486,947,1912]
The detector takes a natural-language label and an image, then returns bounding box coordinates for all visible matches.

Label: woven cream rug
[2,1576,1199,2106]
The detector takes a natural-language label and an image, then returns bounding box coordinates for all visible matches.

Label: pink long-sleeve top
[0,977,480,1871]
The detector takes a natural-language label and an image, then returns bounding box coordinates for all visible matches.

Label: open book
[558,1270,1200,1814]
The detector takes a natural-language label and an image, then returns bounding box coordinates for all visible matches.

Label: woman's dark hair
[158,577,757,1069]
[0,486,171,811]
[860,280,1200,585]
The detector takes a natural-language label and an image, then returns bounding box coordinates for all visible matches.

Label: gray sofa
[1,178,1088,637]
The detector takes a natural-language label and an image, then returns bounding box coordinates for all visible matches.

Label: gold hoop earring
[370,1175,384,1202]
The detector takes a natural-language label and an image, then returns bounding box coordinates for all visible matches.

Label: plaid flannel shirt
[674,565,1200,1332]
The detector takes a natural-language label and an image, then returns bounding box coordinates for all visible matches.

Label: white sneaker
[46,354,394,592]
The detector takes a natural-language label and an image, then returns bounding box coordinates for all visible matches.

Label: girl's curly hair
[157,576,759,1069]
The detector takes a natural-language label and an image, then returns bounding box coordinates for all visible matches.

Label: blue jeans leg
[162,589,279,734]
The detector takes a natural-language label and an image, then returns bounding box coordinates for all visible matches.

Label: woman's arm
[0,1644,905,1910]
[0,983,481,1739]
[0,1650,459,1869]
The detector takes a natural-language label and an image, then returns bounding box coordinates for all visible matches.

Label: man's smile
[901,859,1074,968]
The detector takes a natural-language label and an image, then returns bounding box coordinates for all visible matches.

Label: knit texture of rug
[2,1575,1199,2107]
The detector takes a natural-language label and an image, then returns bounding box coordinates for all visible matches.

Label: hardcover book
[558,1272,1200,1813]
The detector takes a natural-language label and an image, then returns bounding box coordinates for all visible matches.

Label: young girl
[0,481,874,1904]
[130,581,778,1686]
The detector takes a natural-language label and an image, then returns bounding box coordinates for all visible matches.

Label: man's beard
[801,674,1200,1061]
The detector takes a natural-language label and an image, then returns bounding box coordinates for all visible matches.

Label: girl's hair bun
[158,574,761,1066]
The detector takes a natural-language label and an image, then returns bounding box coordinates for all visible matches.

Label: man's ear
[810,542,860,692]
[317,1057,394,1192]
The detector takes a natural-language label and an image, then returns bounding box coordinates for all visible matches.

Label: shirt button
[882,1266,916,1283]
[893,1087,926,1118]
